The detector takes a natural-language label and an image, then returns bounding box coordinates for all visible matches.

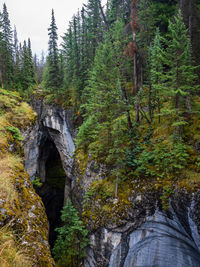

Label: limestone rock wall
[71,154,200,267]
[23,100,75,201]
[22,99,200,267]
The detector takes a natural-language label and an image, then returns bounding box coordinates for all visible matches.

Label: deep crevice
[36,137,66,248]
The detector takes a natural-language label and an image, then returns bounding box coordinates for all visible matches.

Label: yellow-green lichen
[0,88,54,266]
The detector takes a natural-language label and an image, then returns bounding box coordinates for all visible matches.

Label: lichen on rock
[0,89,54,266]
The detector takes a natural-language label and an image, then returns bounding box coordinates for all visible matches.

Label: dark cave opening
[36,138,66,248]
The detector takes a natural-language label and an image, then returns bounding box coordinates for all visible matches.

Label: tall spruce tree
[45,9,60,91]
[77,21,131,161]
[149,28,164,122]
[0,9,3,86]
[13,26,22,89]
[0,3,13,88]
[20,39,35,90]
[53,199,88,267]
[163,10,199,134]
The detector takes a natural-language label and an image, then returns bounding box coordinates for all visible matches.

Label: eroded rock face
[23,100,200,266]
[83,192,200,267]
[23,100,75,199]
[71,154,200,267]
[23,100,75,247]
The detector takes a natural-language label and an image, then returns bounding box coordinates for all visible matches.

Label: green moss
[6,126,23,141]
[0,88,54,266]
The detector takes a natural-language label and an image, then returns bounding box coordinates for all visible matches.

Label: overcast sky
[2,0,92,57]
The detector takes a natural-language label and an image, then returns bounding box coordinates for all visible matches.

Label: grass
[0,88,54,266]
[0,154,18,205]
[0,226,32,267]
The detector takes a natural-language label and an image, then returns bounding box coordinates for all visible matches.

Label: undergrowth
[0,88,54,266]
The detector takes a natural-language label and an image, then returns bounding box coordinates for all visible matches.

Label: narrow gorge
[23,100,200,267]
[23,100,75,248]
[1,1,200,266]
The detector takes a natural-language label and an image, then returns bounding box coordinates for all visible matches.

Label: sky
[2,0,92,57]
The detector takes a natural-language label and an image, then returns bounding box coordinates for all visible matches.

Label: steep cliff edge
[72,154,200,267]
[23,99,75,247]
[0,89,54,266]
[22,97,200,267]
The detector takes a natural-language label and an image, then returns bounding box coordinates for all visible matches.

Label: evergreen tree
[149,28,164,122]
[78,21,130,161]
[53,199,88,267]
[86,0,104,60]
[61,24,74,91]
[107,0,131,25]
[27,38,35,82]
[45,9,60,91]
[36,50,45,84]
[163,10,199,134]
[0,9,3,86]
[21,39,35,90]
[13,26,22,89]
[0,3,14,88]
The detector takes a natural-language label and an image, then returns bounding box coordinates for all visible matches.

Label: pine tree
[27,38,35,83]
[163,9,199,134]
[53,199,88,267]
[62,24,74,90]
[78,21,131,160]
[0,3,14,88]
[0,9,3,86]
[86,0,104,60]
[36,50,45,83]
[45,9,60,91]
[149,28,164,122]
[13,26,22,89]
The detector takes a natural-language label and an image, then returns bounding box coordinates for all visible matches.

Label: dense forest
[0,0,200,265]
[41,0,200,199]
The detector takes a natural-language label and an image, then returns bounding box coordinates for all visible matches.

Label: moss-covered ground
[0,89,54,266]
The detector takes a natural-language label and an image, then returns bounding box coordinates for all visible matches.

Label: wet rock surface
[72,155,200,267]
[23,100,75,184]
[23,100,200,267]
[23,100,75,248]
[84,191,200,267]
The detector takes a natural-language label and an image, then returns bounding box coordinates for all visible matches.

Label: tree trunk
[130,0,139,122]
[148,84,153,122]
[121,81,133,130]
[189,0,193,40]
[115,175,118,199]
[97,0,109,31]
[186,94,192,112]
[180,0,183,15]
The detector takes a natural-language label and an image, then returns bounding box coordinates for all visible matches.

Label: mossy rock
[0,89,54,266]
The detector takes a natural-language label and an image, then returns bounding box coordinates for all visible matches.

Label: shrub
[53,199,88,267]
[6,126,23,141]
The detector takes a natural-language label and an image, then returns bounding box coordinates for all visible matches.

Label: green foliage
[43,9,61,91]
[152,138,189,177]
[0,3,14,89]
[32,177,43,188]
[163,9,199,110]
[0,88,21,100]
[6,126,23,141]
[126,129,189,180]
[0,4,36,91]
[149,28,164,120]
[76,115,101,151]
[53,199,88,267]
[148,9,199,136]
[83,188,95,206]
[20,39,35,90]
[160,185,174,210]
[76,20,131,163]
